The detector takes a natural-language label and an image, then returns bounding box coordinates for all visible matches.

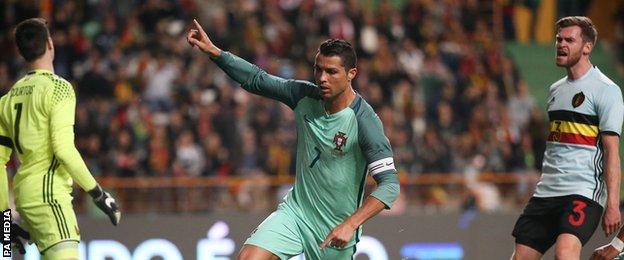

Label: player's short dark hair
[15,18,50,62]
[318,39,357,70]
[556,16,597,45]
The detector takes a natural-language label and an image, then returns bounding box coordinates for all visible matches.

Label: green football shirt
[0,69,96,209]
[214,52,398,247]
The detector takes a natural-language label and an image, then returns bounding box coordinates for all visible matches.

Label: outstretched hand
[187,19,221,57]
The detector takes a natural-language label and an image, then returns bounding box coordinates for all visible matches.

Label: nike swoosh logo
[304,114,312,123]
[386,162,394,166]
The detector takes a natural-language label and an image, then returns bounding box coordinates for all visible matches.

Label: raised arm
[187,19,318,109]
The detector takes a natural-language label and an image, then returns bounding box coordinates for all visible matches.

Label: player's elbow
[384,181,400,209]
[372,172,400,209]
[51,139,78,164]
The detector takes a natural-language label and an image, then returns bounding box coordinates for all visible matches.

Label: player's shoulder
[352,95,385,131]
[48,73,73,89]
[47,74,75,100]
[351,95,377,118]
[549,76,567,92]
[0,91,7,105]
[352,95,391,147]
[591,68,620,90]
[21,71,73,92]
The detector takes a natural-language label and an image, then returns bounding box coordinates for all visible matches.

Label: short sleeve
[596,84,624,135]
[355,99,396,176]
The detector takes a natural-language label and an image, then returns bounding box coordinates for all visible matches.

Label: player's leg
[41,241,79,260]
[510,244,542,260]
[239,205,303,260]
[511,197,558,259]
[238,245,280,260]
[17,201,80,254]
[553,233,582,260]
[555,195,603,260]
[318,246,356,260]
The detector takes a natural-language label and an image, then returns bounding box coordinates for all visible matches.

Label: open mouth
[557,50,567,57]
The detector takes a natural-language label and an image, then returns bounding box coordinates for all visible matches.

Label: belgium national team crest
[572,92,585,108]
[333,131,347,155]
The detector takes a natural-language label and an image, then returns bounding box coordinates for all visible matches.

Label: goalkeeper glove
[11,222,30,254]
[88,184,121,225]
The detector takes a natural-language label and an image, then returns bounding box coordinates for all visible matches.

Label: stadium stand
[0,0,621,214]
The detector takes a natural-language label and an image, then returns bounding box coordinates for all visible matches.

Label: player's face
[555,26,592,68]
[314,54,357,100]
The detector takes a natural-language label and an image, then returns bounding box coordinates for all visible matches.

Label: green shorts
[244,204,355,260]
[17,201,80,253]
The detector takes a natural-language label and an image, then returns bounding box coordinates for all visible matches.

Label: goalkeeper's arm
[0,135,11,211]
[49,83,120,225]
[0,132,31,254]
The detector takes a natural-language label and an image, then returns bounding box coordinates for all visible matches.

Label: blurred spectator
[417,126,451,173]
[557,0,591,19]
[616,5,624,74]
[148,125,171,177]
[173,130,205,177]
[142,51,180,111]
[109,128,142,177]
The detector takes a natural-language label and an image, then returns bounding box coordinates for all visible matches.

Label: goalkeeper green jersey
[214,52,398,247]
[0,69,96,209]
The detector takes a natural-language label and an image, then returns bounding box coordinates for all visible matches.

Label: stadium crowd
[0,0,551,211]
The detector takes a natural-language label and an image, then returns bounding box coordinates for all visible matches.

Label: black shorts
[512,195,603,254]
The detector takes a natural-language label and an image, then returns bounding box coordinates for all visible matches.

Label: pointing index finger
[193,19,208,37]
[320,236,332,250]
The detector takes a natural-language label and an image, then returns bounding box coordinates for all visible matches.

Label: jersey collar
[26,69,53,75]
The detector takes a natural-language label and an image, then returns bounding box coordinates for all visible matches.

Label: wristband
[88,184,103,199]
[610,237,624,252]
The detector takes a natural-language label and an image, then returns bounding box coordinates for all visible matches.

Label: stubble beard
[556,51,582,68]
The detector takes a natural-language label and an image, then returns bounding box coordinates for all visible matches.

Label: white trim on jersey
[367,157,395,176]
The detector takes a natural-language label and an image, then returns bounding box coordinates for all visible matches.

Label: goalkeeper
[0,18,120,259]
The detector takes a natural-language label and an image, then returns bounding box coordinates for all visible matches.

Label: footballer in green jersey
[0,18,120,259]
[189,19,399,260]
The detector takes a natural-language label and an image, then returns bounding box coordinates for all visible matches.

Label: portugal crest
[572,92,585,108]
[333,131,347,153]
